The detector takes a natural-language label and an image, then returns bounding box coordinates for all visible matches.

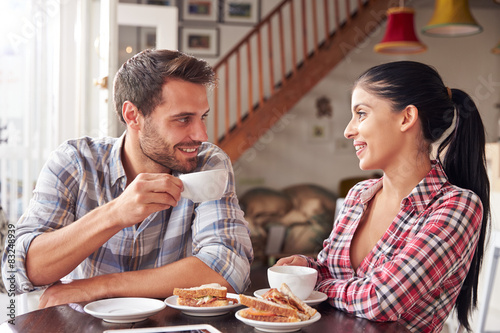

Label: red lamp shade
[374,7,427,54]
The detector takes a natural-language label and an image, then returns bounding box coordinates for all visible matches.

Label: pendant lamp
[422,0,482,37]
[374,7,427,54]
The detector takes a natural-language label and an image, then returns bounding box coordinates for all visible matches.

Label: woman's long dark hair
[355,61,490,331]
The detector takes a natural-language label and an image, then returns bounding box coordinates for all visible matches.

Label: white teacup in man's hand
[179,169,228,203]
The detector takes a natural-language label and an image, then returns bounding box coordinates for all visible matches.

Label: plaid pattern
[5,134,253,294]
[308,162,482,333]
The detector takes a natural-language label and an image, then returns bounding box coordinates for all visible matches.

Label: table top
[1,265,411,333]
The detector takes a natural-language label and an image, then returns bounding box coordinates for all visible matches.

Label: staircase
[209,0,393,162]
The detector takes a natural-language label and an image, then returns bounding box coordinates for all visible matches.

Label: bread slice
[279,283,317,319]
[173,283,227,299]
[238,308,300,322]
[177,297,229,307]
[260,288,309,321]
[239,294,299,319]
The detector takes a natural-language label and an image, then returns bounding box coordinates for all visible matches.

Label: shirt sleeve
[190,147,254,293]
[2,144,81,293]
[306,189,482,322]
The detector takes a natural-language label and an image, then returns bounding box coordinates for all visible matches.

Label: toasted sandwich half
[264,283,317,320]
[239,294,300,322]
[173,283,236,307]
[239,283,318,322]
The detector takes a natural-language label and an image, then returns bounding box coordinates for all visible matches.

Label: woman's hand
[274,255,308,267]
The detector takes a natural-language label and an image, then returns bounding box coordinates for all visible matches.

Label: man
[3,49,253,308]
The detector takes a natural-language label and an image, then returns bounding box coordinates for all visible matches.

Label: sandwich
[239,294,300,322]
[262,283,317,320]
[238,283,317,322]
[173,283,238,307]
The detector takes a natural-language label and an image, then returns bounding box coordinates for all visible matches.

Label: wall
[204,0,283,67]
[233,6,500,198]
[230,4,500,332]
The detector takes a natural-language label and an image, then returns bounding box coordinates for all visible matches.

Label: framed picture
[140,27,157,50]
[222,0,260,25]
[305,120,332,143]
[181,0,218,22]
[144,0,177,5]
[180,27,219,57]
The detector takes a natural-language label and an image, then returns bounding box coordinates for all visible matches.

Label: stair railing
[210,0,368,145]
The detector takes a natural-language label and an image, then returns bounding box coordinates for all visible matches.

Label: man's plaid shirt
[7,134,253,295]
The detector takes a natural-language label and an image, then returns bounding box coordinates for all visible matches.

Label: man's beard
[139,119,199,173]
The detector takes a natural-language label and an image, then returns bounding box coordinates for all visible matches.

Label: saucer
[253,289,327,306]
[84,297,166,323]
[103,324,222,333]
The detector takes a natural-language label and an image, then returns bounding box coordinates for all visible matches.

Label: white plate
[235,309,321,332]
[164,293,242,316]
[253,289,328,306]
[103,324,222,333]
[84,297,166,323]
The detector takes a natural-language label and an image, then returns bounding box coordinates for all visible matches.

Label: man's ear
[122,101,142,130]
[400,105,419,133]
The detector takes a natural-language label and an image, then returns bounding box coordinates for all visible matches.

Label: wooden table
[1,265,411,333]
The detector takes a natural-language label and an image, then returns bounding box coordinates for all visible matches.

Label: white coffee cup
[179,169,228,203]
[267,266,318,300]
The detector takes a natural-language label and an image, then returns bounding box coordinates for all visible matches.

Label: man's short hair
[113,49,216,123]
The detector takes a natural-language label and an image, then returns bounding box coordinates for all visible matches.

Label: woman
[276,61,489,333]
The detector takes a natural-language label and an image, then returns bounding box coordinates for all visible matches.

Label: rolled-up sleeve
[2,144,80,293]
[190,148,253,293]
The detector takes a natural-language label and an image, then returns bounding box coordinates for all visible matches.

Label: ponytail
[437,89,490,331]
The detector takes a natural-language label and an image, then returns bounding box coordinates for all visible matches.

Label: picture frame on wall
[222,0,260,25]
[144,0,177,5]
[140,27,157,50]
[180,27,219,57]
[305,119,332,143]
[181,0,218,22]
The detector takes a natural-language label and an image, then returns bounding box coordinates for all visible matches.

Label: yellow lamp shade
[422,0,482,37]
[374,7,427,54]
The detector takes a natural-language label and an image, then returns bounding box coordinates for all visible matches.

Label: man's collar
[110,131,127,187]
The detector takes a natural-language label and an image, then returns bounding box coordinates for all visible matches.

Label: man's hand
[27,173,183,287]
[39,279,97,308]
[38,257,231,308]
[111,173,183,229]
